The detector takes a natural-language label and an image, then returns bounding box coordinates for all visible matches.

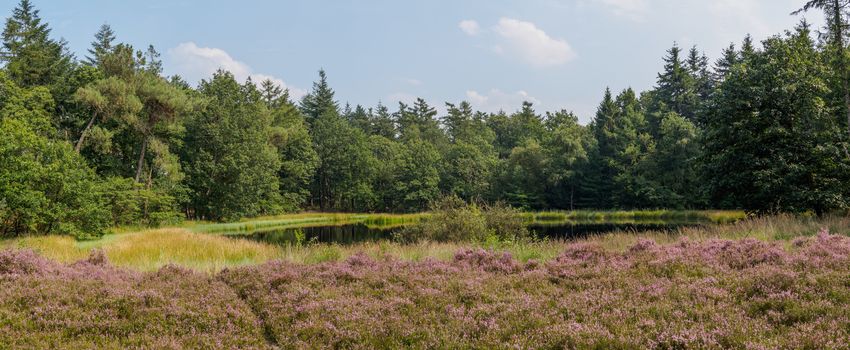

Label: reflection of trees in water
[528,222,702,240]
[233,221,703,245]
[242,224,398,245]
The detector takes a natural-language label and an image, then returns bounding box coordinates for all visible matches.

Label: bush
[483,201,530,242]
[396,195,529,243]
[0,118,110,240]
[101,177,182,227]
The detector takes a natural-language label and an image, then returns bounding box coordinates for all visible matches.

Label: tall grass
[190,212,425,234]
[526,209,747,224]
[582,213,850,251]
[3,214,847,271]
[2,229,281,272]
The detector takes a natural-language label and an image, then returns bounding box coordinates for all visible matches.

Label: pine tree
[370,102,396,138]
[686,46,713,105]
[346,104,371,133]
[85,23,116,67]
[793,0,850,150]
[586,88,654,208]
[259,79,283,108]
[397,98,442,143]
[714,43,739,82]
[301,70,375,210]
[299,69,337,126]
[741,34,756,59]
[654,43,698,123]
[703,23,850,213]
[1,0,72,88]
[268,92,318,212]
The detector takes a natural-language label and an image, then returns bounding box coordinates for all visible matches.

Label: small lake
[225,220,709,246]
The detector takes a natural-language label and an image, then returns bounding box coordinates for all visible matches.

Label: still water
[227,221,705,246]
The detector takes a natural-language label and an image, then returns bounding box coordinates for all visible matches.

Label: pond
[224,220,710,246]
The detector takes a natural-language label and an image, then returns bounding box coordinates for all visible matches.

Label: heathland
[2,214,850,349]
[4,0,850,348]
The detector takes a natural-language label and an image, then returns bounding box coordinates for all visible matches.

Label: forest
[2,0,850,240]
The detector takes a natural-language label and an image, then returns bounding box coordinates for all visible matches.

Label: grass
[525,209,747,224]
[1,228,280,272]
[582,214,850,252]
[188,212,425,234]
[187,210,742,235]
[2,212,847,272]
[6,228,850,348]
[3,213,850,348]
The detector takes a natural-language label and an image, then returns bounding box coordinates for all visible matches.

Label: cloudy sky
[29,0,823,123]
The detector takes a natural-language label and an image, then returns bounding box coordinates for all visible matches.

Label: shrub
[482,201,530,242]
[396,196,529,243]
[0,118,110,240]
[100,176,182,227]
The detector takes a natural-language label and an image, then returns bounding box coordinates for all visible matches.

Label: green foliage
[304,71,376,211]
[703,23,850,214]
[100,177,181,227]
[0,71,110,239]
[266,86,318,212]
[182,71,282,221]
[0,113,109,239]
[654,44,700,123]
[642,112,703,208]
[394,138,441,211]
[397,196,529,243]
[85,24,116,67]
[396,98,448,146]
[440,140,497,201]
[1,0,73,91]
[299,69,337,126]
[3,0,850,238]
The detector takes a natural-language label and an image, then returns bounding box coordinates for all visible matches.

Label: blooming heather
[0,250,268,349]
[3,231,850,349]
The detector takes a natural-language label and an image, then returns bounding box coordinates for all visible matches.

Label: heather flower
[4,234,850,349]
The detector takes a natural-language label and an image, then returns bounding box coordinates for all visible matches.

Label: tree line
[1,0,849,238]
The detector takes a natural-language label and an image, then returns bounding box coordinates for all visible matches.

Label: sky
[18,0,825,123]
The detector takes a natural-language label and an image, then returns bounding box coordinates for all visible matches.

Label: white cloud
[465,89,541,113]
[492,18,576,68]
[167,42,305,99]
[459,20,481,36]
[594,0,648,21]
[405,78,423,86]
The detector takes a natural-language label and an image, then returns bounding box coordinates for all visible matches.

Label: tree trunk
[135,136,149,183]
[75,112,98,153]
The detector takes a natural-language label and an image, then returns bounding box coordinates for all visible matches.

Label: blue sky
[21,0,824,123]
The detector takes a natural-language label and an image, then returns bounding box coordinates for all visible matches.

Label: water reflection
[230,224,396,245]
[227,220,706,246]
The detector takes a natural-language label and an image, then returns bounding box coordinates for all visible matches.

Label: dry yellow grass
[0,235,90,263]
[3,214,847,271]
[581,214,850,251]
[2,228,282,273]
[102,229,282,272]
